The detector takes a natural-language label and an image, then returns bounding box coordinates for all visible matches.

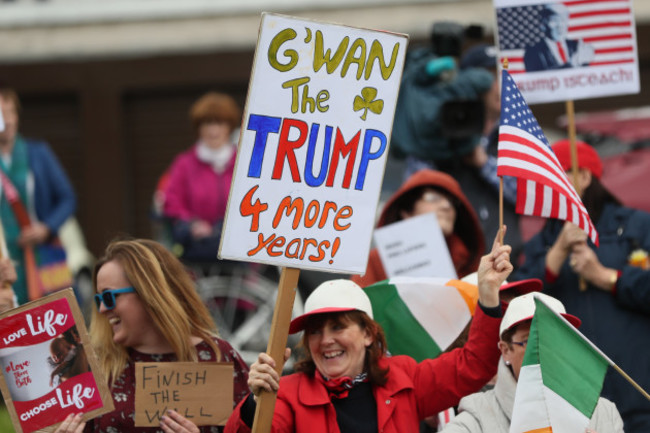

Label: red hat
[499,279,542,297]
[460,274,541,297]
[551,139,603,179]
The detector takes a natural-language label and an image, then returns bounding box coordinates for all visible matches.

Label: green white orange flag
[510,296,610,433]
[363,277,478,362]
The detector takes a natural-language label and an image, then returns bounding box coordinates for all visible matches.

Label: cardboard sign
[373,213,457,279]
[0,289,113,433]
[219,13,408,274]
[134,362,234,427]
[494,0,640,104]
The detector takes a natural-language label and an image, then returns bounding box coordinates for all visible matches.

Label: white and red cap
[460,272,542,297]
[499,279,542,297]
[289,279,373,334]
[499,292,581,337]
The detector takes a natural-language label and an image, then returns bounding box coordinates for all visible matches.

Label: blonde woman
[57,239,249,433]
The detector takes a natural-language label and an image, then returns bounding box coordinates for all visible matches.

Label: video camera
[391,21,493,161]
[430,21,485,58]
[430,22,488,143]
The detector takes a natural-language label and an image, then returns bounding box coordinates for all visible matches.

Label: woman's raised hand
[477,225,513,308]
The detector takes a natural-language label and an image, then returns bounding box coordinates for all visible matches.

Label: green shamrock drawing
[353,87,384,120]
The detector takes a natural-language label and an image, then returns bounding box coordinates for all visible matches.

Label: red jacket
[225,307,500,433]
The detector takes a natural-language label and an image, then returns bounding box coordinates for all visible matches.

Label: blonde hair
[90,238,219,387]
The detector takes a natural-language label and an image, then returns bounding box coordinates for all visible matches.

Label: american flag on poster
[496,0,636,74]
[496,70,599,245]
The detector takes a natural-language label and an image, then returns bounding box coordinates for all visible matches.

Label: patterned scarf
[317,371,369,399]
[0,135,30,303]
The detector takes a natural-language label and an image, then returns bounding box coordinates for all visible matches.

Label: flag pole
[565,100,587,291]
[566,100,580,188]
[498,58,509,245]
[611,363,650,402]
[499,178,504,244]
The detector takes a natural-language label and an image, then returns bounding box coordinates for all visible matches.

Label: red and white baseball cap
[499,279,542,297]
[460,273,542,298]
[289,279,373,334]
[499,292,581,337]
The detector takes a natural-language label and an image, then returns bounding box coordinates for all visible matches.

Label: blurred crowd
[0,16,648,433]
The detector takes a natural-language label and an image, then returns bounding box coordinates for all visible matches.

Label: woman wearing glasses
[56,238,249,433]
[440,292,623,433]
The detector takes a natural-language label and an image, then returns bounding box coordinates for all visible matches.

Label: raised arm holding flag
[227,228,513,433]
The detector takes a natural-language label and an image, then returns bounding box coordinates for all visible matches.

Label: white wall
[0,0,511,62]
[2,0,649,63]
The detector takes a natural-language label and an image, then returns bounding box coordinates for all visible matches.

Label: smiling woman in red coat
[226,229,512,433]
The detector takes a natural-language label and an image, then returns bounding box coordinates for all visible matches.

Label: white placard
[219,13,408,273]
[494,0,640,104]
[373,213,457,280]
[0,103,5,132]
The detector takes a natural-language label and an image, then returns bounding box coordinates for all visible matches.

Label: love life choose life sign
[0,290,113,433]
[219,13,409,274]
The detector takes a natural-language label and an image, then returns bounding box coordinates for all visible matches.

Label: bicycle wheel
[193,263,304,371]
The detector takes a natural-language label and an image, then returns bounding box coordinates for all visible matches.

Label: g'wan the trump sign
[219,13,408,274]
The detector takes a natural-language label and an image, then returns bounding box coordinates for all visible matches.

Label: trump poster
[219,13,408,274]
[0,290,113,433]
[494,0,640,104]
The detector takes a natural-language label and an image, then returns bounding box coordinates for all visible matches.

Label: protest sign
[219,13,408,274]
[373,212,457,279]
[0,289,113,433]
[494,0,640,104]
[134,362,234,427]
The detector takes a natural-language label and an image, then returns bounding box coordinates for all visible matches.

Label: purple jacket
[163,144,236,224]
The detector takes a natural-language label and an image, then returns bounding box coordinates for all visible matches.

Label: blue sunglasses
[94,287,135,310]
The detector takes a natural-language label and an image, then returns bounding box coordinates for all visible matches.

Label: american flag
[496,70,599,245]
[496,0,636,74]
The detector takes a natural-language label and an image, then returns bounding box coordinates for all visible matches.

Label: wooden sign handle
[565,100,587,291]
[251,267,300,433]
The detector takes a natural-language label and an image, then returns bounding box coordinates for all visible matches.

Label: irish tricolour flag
[363,277,478,362]
[510,297,610,433]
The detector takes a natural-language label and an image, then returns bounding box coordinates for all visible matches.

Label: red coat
[225,307,500,433]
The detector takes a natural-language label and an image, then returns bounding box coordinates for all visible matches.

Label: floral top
[84,337,249,433]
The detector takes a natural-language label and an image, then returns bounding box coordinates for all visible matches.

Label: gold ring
[570,258,577,267]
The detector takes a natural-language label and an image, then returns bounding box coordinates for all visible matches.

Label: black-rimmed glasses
[94,287,135,310]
